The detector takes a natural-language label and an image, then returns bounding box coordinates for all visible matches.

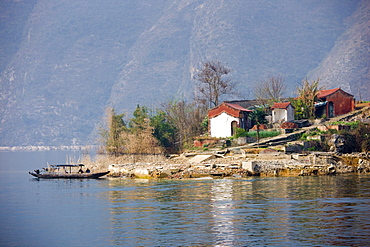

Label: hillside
[0,0,368,146]
[307,0,370,100]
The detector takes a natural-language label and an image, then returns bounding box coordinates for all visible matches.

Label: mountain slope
[307,0,370,100]
[0,0,366,146]
[0,0,169,146]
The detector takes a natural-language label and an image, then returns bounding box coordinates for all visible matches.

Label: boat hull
[29,171,110,179]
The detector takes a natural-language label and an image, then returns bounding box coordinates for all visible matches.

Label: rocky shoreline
[104,149,370,179]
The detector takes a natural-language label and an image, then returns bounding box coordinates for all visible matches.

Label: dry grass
[243,148,264,154]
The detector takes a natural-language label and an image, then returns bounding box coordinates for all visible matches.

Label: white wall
[210,112,239,137]
[272,108,286,123]
[272,105,294,122]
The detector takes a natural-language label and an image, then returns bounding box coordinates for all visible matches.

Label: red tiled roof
[208,102,252,118]
[317,88,340,98]
[271,102,292,109]
[224,103,251,112]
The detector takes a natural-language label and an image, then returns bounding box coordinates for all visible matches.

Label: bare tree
[254,74,286,107]
[194,60,236,108]
[99,108,126,156]
[161,100,207,152]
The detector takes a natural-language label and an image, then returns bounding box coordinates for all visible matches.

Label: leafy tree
[129,104,149,133]
[194,60,236,108]
[126,105,163,156]
[123,118,163,157]
[248,107,268,147]
[295,79,322,119]
[249,107,268,126]
[290,98,306,120]
[100,106,164,157]
[150,110,176,153]
[254,74,286,108]
[100,108,126,156]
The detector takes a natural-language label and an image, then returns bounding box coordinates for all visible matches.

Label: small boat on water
[29,164,110,179]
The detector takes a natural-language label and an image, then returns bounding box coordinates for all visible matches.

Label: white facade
[210,112,239,137]
[272,105,294,123]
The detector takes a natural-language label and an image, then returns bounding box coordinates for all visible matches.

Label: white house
[271,102,295,123]
[208,102,252,137]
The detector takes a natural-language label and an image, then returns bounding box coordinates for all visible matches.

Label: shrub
[329,121,360,129]
[234,127,249,138]
[353,122,370,152]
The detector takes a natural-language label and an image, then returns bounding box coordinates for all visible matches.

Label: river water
[1,150,370,246]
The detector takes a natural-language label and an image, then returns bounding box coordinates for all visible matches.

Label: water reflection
[210,179,235,246]
[105,175,370,246]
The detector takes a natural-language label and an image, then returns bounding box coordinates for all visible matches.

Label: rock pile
[105,151,370,179]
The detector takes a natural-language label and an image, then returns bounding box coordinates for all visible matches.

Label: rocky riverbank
[102,149,370,179]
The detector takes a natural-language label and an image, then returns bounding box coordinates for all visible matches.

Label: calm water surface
[1,151,370,246]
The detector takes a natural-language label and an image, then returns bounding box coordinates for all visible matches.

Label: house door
[328,102,334,118]
[231,121,238,136]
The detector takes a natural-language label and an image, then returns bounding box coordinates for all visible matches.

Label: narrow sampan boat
[29,164,109,179]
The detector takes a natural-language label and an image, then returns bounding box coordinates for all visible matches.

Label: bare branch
[254,74,286,107]
[194,60,236,108]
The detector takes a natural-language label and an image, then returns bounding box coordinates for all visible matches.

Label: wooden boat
[29,164,110,179]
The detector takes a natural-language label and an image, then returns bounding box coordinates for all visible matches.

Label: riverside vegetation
[85,103,370,179]
[89,68,370,179]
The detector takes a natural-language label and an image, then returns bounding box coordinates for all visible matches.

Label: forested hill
[0,0,369,146]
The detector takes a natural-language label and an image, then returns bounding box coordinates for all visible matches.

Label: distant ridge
[307,0,370,101]
[0,0,367,146]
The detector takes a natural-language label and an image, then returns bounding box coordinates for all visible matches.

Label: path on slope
[235,106,370,149]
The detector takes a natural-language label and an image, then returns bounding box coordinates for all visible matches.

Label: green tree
[123,118,163,156]
[150,110,176,153]
[248,107,267,148]
[290,98,304,120]
[296,79,322,119]
[129,104,149,133]
[125,105,163,156]
[249,107,268,126]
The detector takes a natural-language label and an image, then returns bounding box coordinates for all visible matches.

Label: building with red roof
[271,102,295,123]
[315,88,355,118]
[208,102,252,137]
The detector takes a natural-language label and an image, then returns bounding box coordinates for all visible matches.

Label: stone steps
[232,107,369,150]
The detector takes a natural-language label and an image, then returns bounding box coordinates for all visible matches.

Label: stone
[133,168,150,178]
[284,144,303,153]
[329,134,346,153]
[242,161,258,172]
[189,155,213,163]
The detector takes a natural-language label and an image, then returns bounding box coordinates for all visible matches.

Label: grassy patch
[300,129,327,140]
[233,128,280,138]
[246,130,281,138]
[329,121,359,129]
